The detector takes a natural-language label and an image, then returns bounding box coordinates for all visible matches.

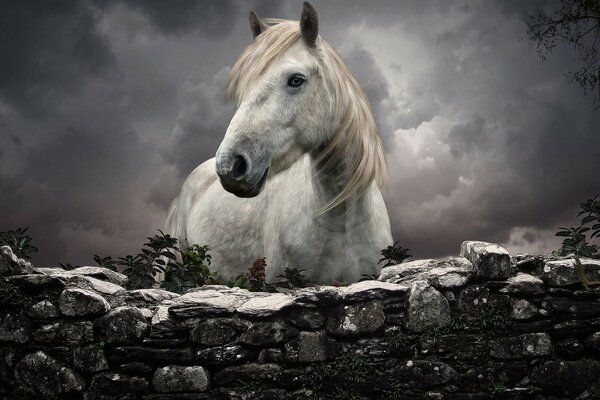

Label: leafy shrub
[556,193,600,258]
[0,227,38,259]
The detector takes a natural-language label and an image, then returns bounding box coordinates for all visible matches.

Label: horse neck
[307,144,367,228]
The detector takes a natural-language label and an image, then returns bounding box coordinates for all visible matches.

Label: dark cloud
[114,0,238,37]
[0,1,114,118]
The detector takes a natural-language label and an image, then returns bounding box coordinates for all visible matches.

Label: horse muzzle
[216,154,270,198]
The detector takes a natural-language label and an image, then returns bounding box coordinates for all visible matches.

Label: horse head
[215,2,332,198]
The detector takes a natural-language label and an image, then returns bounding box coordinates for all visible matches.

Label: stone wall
[1,242,600,399]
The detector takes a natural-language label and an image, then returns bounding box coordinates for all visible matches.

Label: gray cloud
[0,0,598,268]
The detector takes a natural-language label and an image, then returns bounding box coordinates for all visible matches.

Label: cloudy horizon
[1,0,598,267]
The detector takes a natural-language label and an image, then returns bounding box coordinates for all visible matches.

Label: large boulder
[59,288,111,316]
[405,281,452,333]
[460,241,511,280]
[94,306,148,344]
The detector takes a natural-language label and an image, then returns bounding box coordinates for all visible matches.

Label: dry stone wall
[2,241,600,399]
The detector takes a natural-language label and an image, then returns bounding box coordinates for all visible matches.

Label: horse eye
[287,75,305,88]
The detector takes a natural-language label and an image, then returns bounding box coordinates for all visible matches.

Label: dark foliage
[556,193,600,258]
[0,227,38,259]
[527,0,600,106]
[378,241,412,267]
[276,267,309,289]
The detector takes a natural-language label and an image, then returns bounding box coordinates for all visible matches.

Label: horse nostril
[232,155,248,179]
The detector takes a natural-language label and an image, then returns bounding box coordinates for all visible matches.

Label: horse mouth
[221,167,269,198]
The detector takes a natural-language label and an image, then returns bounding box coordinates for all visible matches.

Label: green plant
[555,194,600,258]
[378,241,412,267]
[161,244,214,294]
[0,227,38,259]
[276,267,309,288]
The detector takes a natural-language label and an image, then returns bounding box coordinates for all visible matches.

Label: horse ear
[249,11,268,39]
[300,2,318,47]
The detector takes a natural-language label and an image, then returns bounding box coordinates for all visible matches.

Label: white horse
[165,2,393,284]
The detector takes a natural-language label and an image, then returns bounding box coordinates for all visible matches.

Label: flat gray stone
[14,351,85,399]
[237,293,296,317]
[378,259,440,284]
[326,301,385,337]
[42,272,126,307]
[126,288,180,306]
[340,280,409,301]
[153,365,210,393]
[213,363,281,386]
[168,288,257,317]
[68,266,128,286]
[460,241,511,280]
[405,280,452,333]
[541,258,600,287]
[59,288,111,316]
[291,286,341,305]
[94,306,148,344]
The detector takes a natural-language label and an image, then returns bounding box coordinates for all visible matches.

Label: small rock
[94,306,148,344]
[73,344,109,372]
[460,241,511,280]
[284,331,338,363]
[292,286,341,305]
[153,365,210,393]
[59,287,111,316]
[14,351,85,400]
[510,298,538,320]
[326,301,385,337]
[500,273,545,295]
[490,333,553,359]
[196,344,257,365]
[27,300,60,319]
[190,318,249,346]
[405,281,452,333]
[240,321,298,346]
[426,258,474,289]
[555,338,585,359]
[34,321,93,346]
[0,246,35,276]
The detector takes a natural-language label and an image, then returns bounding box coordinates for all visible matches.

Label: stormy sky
[1,0,598,267]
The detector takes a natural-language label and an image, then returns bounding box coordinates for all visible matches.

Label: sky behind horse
[0,0,598,267]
